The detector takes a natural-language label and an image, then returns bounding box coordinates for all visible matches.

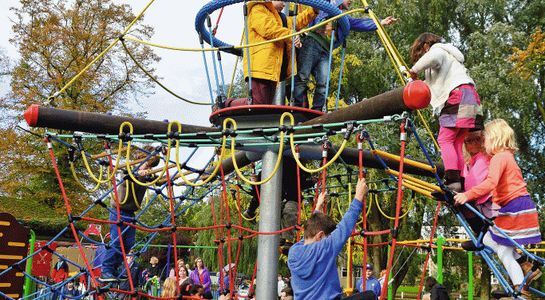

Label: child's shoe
[520,261,542,285]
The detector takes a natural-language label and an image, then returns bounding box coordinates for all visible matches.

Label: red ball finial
[402,80,431,110]
[24,104,40,127]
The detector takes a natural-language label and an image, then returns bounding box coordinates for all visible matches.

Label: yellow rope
[374,189,414,220]
[80,134,125,184]
[283,113,349,173]
[124,9,366,52]
[224,116,285,185]
[124,122,168,187]
[70,161,104,192]
[172,121,227,187]
[49,0,156,101]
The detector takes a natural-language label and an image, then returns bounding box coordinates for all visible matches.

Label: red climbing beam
[24,104,217,134]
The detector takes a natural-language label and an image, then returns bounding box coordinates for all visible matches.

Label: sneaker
[461,240,480,251]
[98,273,119,283]
[520,261,542,284]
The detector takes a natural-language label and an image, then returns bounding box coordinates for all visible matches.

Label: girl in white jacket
[409,33,483,192]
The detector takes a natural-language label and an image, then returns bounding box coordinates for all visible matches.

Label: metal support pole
[468,251,474,300]
[255,151,283,299]
[23,229,36,298]
[436,235,446,284]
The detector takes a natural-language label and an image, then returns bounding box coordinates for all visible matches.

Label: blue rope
[206,15,225,100]
[334,43,346,110]
[199,34,216,106]
[195,0,350,54]
[323,28,336,113]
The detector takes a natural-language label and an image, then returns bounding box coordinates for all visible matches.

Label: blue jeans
[102,210,136,275]
[294,36,330,111]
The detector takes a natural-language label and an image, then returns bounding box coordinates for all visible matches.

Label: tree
[0,0,160,225]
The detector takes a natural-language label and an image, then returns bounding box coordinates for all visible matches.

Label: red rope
[104,142,138,296]
[45,138,102,294]
[379,121,407,300]
[212,7,225,35]
[165,166,180,295]
[416,202,442,299]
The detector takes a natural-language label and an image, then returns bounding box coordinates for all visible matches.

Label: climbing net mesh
[2,0,544,299]
[5,112,455,300]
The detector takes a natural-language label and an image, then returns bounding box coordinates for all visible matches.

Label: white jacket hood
[433,43,465,64]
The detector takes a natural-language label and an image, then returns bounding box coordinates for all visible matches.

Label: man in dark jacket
[425,277,449,300]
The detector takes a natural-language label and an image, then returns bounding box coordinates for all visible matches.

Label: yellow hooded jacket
[242,2,317,82]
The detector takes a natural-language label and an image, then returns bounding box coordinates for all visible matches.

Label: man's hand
[293,35,302,48]
[316,191,328,211]
[454,193,469,206]
[380,16,397,26]
[354,177,368,202]
[409,69,418,80]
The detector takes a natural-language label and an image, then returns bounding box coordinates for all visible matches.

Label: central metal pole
[255,151,282,299]
[255,11,287,294]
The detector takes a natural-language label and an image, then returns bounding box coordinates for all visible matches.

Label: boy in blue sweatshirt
[288,178,375,300]
[293,0,396,111]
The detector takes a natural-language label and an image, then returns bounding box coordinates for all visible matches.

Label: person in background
[355,263,381,299]
[189,257,213,299]
[168,258,185,279]
[294,0,396,111]
[62,280,80,299]
[277,274,287,297]
[243,1,318,104]
[424,277,449,300]
[409,33,483,193]
[161,277,177,298]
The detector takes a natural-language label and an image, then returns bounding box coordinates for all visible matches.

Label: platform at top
[209,104,324,129]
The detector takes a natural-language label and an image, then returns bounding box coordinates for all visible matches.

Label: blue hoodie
[288,199,363,300]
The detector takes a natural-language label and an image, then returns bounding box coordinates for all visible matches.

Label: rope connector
[118,132,132,142]
[170,226,177,233]
[359,230,366,237]
[222,128,237,137]
[94,198,107,208]
[167,131,179,139]
[343,122,355,139]
[279,125,294,134]
[238,235,244,241]
[118,34,125,41]
[68,214,81,224]
[391,227,399,239]
[225,223,232,229]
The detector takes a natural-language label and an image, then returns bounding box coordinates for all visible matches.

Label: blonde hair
[161,278,177,297]
[484,119,518,155]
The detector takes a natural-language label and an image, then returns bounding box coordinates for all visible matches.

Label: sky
[0,0,245,127]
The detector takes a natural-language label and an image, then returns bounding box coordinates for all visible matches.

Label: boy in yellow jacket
[243,1,317,104]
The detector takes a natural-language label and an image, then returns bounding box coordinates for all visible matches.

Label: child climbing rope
[99,146,160,283]
[288,177,375,300]
[409,32,483,192]
[243,1,318,104]
[454,119,542,297]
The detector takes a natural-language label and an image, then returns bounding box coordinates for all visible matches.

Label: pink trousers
[438,127,468,171]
